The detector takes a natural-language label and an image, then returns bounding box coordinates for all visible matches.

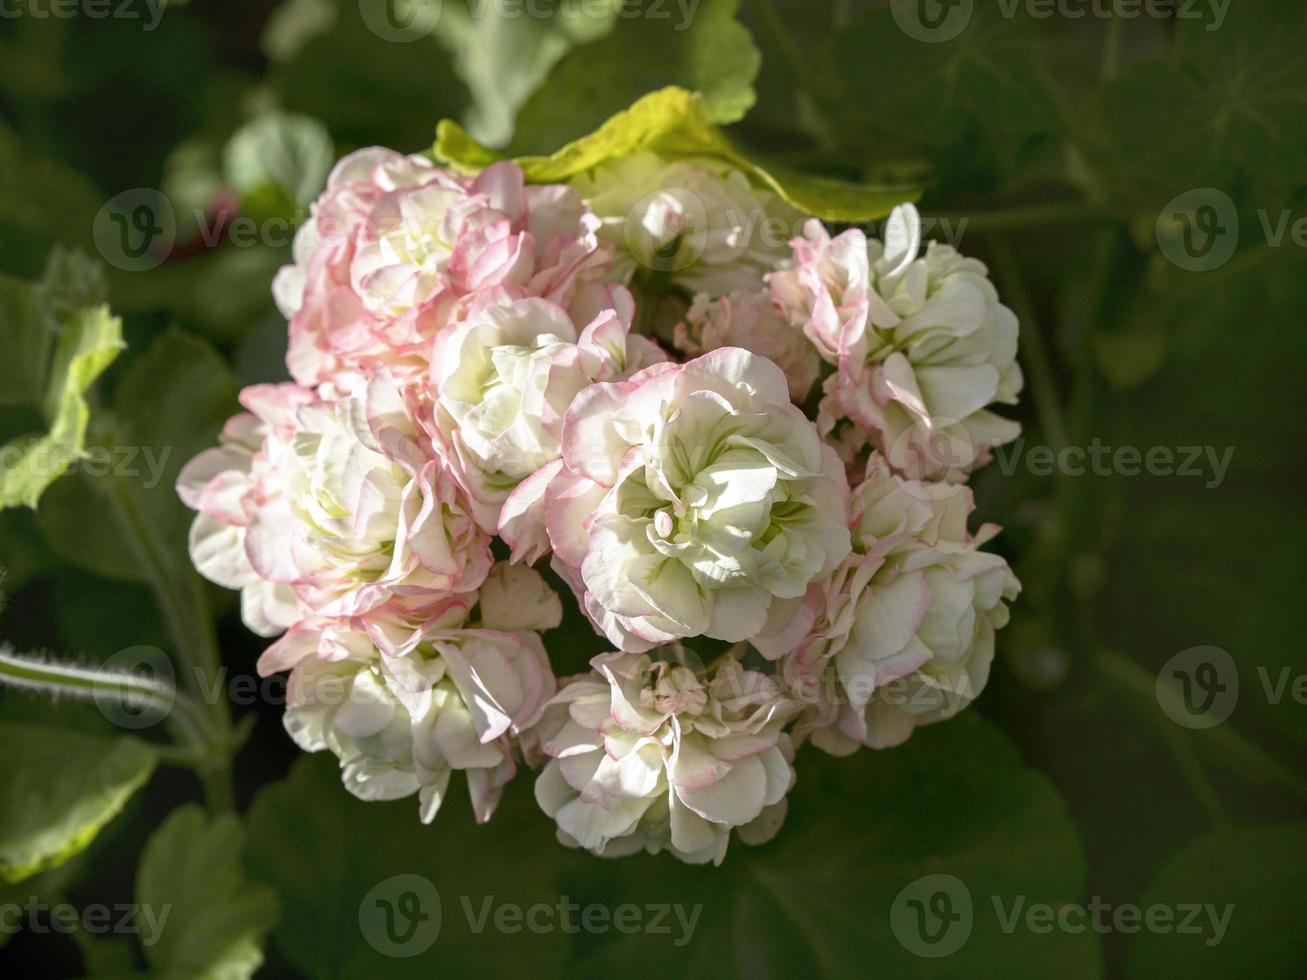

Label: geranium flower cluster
[180,145,1022,864]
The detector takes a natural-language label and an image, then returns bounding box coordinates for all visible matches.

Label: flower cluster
[181,145,1021,864]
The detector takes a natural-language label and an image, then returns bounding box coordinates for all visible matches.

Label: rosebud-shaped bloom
[274,149,608,396]
[771,206,1022,480]
[571,152,799,298]
[534,651,796,865]
[501,348,851,651]
[430,282,665,530]
[759,456,1019,752]
[674,289,821,403]
[270,564,561,823]
[178,384,315,636]
[767,219,871,362]
[184,373,491,624]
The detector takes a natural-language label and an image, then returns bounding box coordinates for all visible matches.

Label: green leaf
[248,715,1097,976]
[434,0,621,148]
[0,124,103,277]
[246,754,569,978]
[822,4,1061,192]
[0,275,50,408]
[1126,823,1307,978]
[137,804,279,980]
[507,0,760,154]
[223,110,334,218]
[0,303,125,510]
[572,714,1100,977]
[436,86,918,221]
[35,327,240,583]
[0,722,155,883]
[1095,0,1307,211]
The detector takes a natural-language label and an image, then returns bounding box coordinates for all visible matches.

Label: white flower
[178,385,312,637]
[269,564,561,823]
[771,206,1023,480]
[674,289,821,403]
[241,374,491,618]
[571,152,799,298]
[534,651,796,865]
[430,282,664,530]
[760,455,1020,752]
[501,347,851,651]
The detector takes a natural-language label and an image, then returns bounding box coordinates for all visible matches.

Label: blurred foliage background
[0,0,1304,977]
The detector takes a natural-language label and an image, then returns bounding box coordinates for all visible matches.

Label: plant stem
[989,235,1068,452]
[104,474,235,812]
[0,646,214,753]
[1101,4,1124,80]
[1095,649,1307,804]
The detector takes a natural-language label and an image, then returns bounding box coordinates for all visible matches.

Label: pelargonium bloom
[674,289,821,404]
[534,650,796,865]
[274,149,608,396]
[430,282,665,531]
[501,348,851,651]
[178,384,313,636]
[758,455,1020,753]
[268,563,561,823]
[769,205,1022,480]
[181,374,491,625]
[570,151,799,298]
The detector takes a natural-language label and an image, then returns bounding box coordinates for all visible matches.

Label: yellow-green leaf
[435,86,918,222]
[0,303,124,509]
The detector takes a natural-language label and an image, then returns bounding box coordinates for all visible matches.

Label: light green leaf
[1126,823,1307,978]
[434,0,621,148]
[223,110,334,217]
[0,303,124,510]
[0,722,155,883]
[137,804,279,980]
[35,327,240,584]
[436,86,918,221]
